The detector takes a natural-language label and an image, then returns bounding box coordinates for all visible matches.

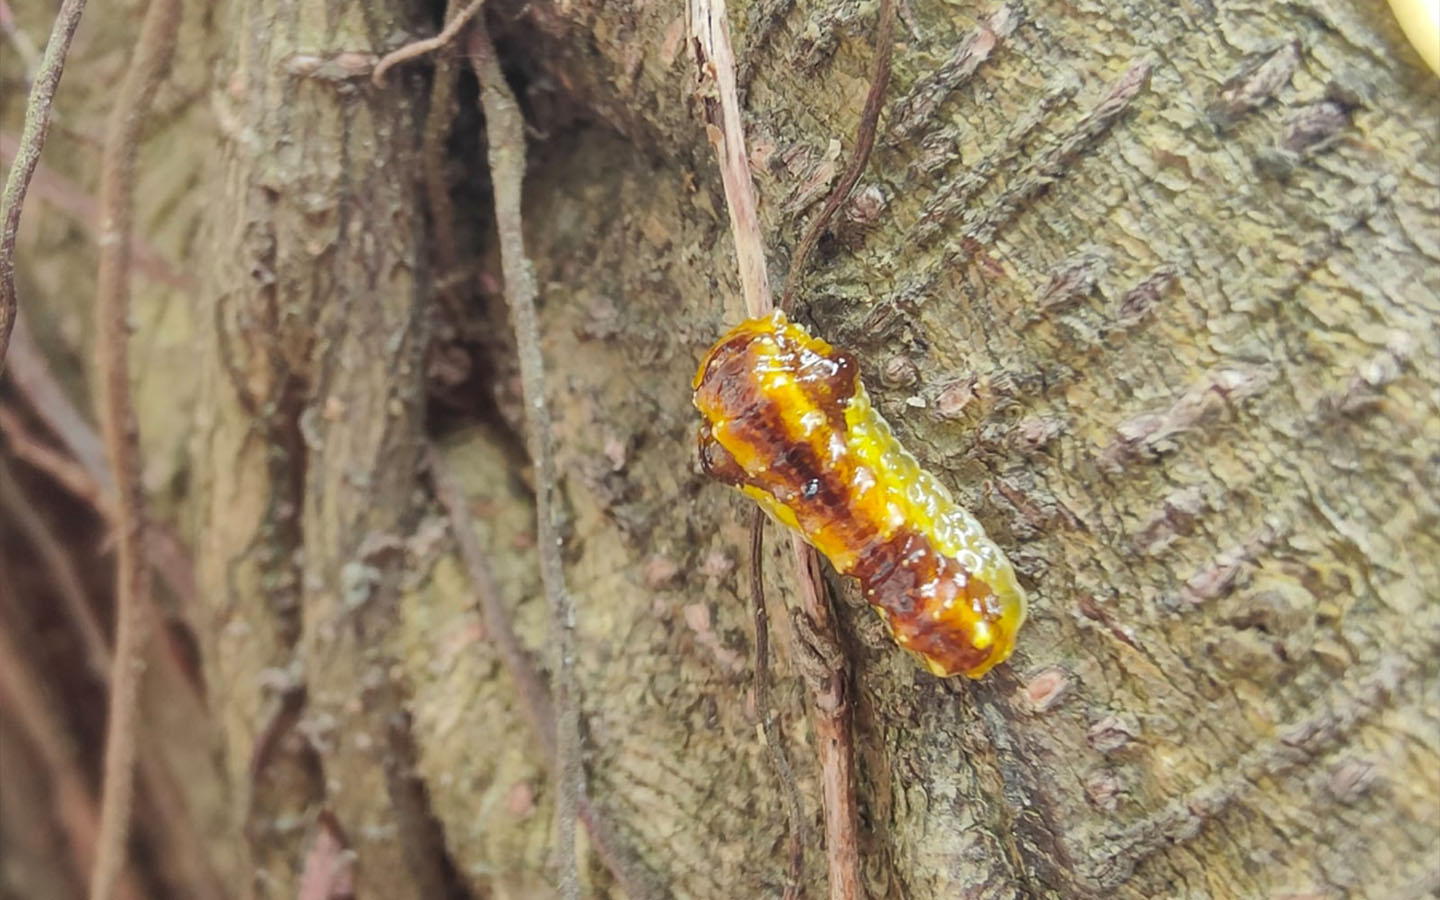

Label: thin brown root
[0,0,91,369]
[0,404,106,510]
[372,0,485,87]
[422,0,466,315]
[750,510,808,900]
[779,0,895,314]
[0,456,109,681]
[690,0,773,319]
[87,0,181,895]
[429,447,662,900]
[790,537,860,900]
[1,461,223,900]
[429,446,557,750]
[0,620,145,900]
[4,310,109,481]
[467,20,581,898]
[689,1,866,896]
[3,314,198,620]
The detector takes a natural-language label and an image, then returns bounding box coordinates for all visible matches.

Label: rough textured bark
[2,0,1437,897]
[190,1,460,897]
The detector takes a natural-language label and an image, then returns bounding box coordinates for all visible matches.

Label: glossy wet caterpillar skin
[693,310,1026,678]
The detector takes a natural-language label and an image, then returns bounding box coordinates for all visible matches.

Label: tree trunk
[2,0,1436,898]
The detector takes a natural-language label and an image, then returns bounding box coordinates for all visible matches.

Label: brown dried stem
[430,446,558,749]
[5,309,110,480]
[87,0,181,896]
[423,0,466,305]
[0,619,145,900]
[690,1,865,897]
[0,0,90,370]
[3,312,197,616]
[789,538,860,900]
[0,455,226,900]
[750,511,807,900]
[690,0,773,319]
[0,403,106,509]
[430,447,662,899]
[778,0,894,314]
[372,0,485,87]
[468,19,581,900]
[0,455,109,681]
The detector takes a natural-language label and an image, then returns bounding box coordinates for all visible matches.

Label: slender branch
[778,0,895,313]
[0,456,109,681]
[0,620,145,900]
[789,537,860,900]
[0,404,106,508]
[3,312,198,617]
[87,0,181,896]
[750,511,807,900]
[429,447,662,899]
[4,310,109,483]
[430,446,557,749]
[0,454,227,900]
[690,0,773,319]
[425,2,463,271]
[468,20,581,900]
[690,0,899,895]
[689,1,865,896]
[372,0,485,87]
[0,0,90,370]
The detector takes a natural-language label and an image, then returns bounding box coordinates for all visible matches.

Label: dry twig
[468,19,582,900]
[750,512,808,900]
[0,456,109,680]
[372,0,485,87]
[0,622,144,900]
[3,312,197,615]
[778,0,895,313]
[0,404,105,509]
[690,0,773,319]
[0,456,226,900]
[422,0,466,306]
[87,0,181,896]
[690,0,896,895]
[788,538,860,900]
[430,447,662,899]
[0,0,90,369]
[690,1,863,896]
[430,447,557,746]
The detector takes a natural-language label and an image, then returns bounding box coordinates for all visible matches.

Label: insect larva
[692,310,1027,678]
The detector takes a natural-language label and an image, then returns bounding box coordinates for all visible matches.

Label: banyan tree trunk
[2,0,1436,897]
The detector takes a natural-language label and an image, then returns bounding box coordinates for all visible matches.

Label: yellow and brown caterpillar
[693,310,1027,678]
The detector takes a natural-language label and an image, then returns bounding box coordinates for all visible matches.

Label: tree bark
[191,1,463,897]
[3,0,1437,897]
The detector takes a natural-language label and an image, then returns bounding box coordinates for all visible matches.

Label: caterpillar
[692,310,1027,678]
